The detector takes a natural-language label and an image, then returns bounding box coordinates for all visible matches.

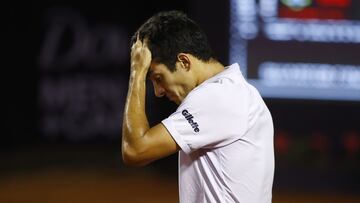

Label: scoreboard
[229,0,360,101]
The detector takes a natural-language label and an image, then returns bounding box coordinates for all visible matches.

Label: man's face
[148,61,194,105]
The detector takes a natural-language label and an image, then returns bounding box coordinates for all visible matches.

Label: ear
[177,53,191,71]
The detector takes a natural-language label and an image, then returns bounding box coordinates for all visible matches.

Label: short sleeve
[162,82,249,154]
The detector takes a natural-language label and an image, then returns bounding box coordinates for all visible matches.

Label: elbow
[122,154,147,167]
[122,147,151,167]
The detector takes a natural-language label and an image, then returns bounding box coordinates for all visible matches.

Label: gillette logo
[182,109,200,133]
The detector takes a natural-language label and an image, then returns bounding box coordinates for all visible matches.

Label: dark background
[3,0,360,202]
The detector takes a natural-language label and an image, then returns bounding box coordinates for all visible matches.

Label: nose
[153,82,166,98]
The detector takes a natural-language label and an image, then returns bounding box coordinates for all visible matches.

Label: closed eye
[150,74,162,83]
[154,75,162,82]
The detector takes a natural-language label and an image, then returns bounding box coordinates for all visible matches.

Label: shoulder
[187,70,248,102]
[181,82,226,110]
[181,81,249,117]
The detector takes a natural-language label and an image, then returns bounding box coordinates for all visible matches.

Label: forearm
[122,71,149,156]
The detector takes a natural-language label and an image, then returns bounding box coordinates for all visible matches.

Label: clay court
[1,144,359,203]
[2,169,360,203]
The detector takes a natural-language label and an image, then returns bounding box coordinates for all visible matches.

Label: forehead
[149,62,170,75]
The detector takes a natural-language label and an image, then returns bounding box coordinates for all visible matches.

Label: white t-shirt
[162,63,274,203]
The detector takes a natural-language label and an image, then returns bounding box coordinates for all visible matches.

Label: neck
[196,60,225,86]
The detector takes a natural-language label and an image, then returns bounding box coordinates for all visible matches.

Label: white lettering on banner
[259,62,360,89]
[39,75,126,140]
[38,7,129,70]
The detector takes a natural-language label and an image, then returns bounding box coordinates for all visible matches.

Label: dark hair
[131,10,215,72]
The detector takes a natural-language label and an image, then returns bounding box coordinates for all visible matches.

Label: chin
[175,98,183,105]
[169,97,179,105]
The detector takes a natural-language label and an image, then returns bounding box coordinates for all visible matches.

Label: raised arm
[121,37,179,167]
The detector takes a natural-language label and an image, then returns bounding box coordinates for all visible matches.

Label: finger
[131,34,142,50]
[136,33,143,46]
[142,37,149,48]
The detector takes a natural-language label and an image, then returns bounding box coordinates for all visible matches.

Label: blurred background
[3,0,360,202]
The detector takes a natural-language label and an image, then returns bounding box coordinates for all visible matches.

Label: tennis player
[122,10,274,203]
